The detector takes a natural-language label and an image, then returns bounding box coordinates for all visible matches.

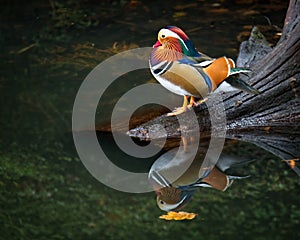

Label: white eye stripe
[159,29,189,51]
[159,29,180,39]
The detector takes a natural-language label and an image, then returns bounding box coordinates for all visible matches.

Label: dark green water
[1,1,299,239]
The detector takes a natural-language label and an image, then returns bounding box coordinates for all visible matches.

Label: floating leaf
[159,211,197,221]
[282,159,300,169]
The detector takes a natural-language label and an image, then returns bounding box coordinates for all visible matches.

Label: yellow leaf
[159,211,197,221]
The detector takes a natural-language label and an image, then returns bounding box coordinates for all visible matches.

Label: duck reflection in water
[148,138,253,212]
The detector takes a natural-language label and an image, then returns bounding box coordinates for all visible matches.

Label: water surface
[1,1,298,239]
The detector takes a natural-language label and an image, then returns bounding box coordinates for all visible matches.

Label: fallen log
[128,0,300,161]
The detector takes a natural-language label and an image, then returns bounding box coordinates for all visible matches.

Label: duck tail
[225,75,260,95]
[229,67,251,75]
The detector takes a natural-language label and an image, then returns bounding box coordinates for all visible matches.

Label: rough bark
[128,0,300,161]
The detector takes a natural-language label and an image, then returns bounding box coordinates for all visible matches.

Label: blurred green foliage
[0,0,298,239]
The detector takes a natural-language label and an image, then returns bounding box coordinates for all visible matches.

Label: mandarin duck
[149,26,259,116]
[149,147,251,212]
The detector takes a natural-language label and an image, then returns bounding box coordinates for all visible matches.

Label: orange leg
[167,95,189,116]
[196,97,208,106]
[187,96,197,109]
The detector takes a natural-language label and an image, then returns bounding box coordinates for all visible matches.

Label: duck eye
[161,34,165,38]
[160,200,165,205]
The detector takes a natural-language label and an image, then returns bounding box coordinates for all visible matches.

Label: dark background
[1,1,299,239]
